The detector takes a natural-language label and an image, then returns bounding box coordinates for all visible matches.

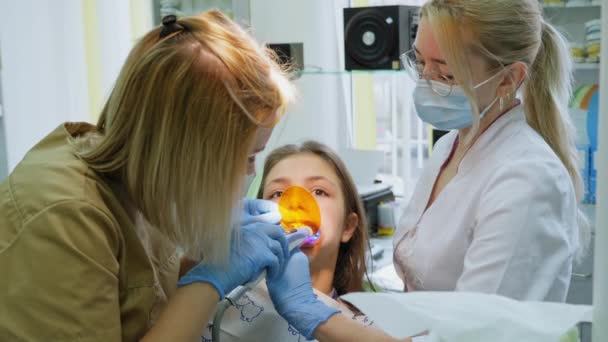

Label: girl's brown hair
[257,141,368,295]
[76,10,294,263]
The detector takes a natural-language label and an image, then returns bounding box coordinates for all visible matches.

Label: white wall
[0,0,90,171]
[0,0,142,173]
[250,0,351,164]
[96,0,134,99]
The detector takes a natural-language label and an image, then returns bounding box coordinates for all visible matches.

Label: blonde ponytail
[524,21,576,196]
[524,21,590,260]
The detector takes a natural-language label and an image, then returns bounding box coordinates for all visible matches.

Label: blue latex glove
[242,198,281,226]
[178,223,289,299]
[267,250,340,340]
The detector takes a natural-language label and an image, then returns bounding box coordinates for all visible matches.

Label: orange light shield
[278,186,322,245]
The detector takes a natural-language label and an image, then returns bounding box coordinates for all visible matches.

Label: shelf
[543,1,602,8]
[298,70,407,76]
[299,63,600,74]
[575,63,601,70]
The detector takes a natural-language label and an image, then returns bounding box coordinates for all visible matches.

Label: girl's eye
[269,191,283,199]
[312,189,329,197]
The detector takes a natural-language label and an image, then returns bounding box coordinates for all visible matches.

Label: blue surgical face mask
[413,72,502,130]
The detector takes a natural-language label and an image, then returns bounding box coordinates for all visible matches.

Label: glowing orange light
[278,186,321,235]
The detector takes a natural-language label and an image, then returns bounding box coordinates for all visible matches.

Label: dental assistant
[0,12,295,341]
[262,1,588,341]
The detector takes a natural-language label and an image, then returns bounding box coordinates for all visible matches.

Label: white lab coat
[393,104,579,302]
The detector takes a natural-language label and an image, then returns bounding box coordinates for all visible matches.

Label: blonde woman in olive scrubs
[0,11,295,341]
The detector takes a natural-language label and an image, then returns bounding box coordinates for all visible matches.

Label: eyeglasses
[400,49,455,96]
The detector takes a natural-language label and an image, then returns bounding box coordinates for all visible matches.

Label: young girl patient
[202,141,373,341]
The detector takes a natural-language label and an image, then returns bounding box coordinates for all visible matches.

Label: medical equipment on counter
[212,186,322,341]
[377,201,396,236]
[358,183,395,235]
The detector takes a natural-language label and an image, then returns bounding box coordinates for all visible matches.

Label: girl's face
[262,153,358,269]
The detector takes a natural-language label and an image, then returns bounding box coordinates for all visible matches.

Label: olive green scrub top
[0,123,182,341]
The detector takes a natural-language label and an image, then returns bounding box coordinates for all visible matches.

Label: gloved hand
[178,223,289,299]
[242,198,281,226]
[267,250,340,340]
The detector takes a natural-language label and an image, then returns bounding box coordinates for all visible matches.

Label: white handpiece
[286,226,314,250]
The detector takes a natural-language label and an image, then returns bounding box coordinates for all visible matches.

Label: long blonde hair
[77,11,294,263]
[257,141,369,295]
[421,0,590,257]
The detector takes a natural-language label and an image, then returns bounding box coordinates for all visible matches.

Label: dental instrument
[211,186,322,341]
